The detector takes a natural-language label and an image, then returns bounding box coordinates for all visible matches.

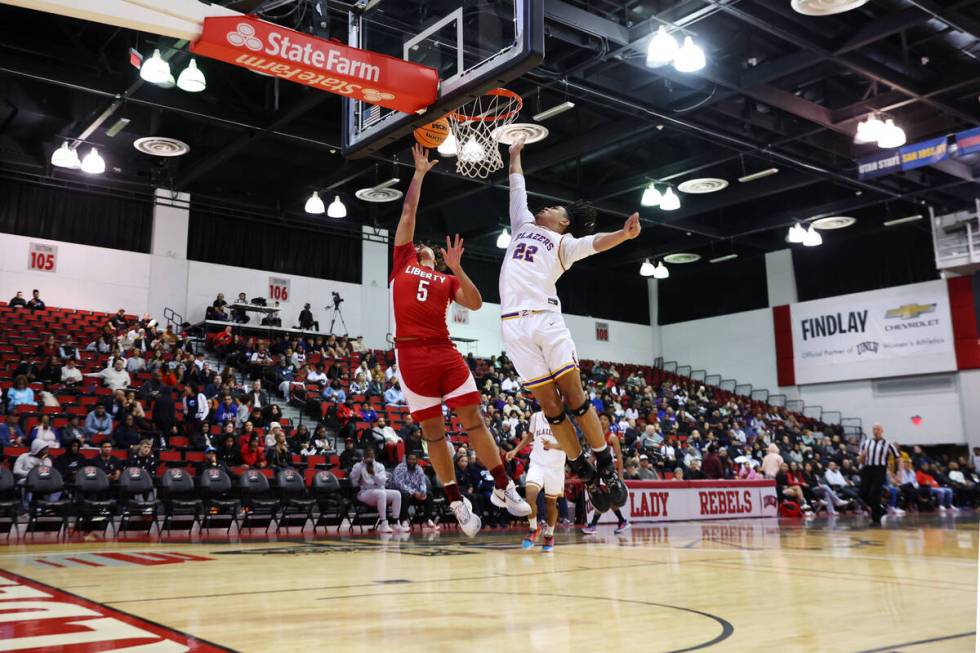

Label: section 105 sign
[28,242,57,272]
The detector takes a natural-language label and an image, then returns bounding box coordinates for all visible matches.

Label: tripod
[326,304,348,336]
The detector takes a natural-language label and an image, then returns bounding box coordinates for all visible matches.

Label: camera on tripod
[331,291,343,309]
[325,291,348,336]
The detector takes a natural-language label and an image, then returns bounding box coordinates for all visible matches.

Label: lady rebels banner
[775,280,957,385]
[593,480,778,524]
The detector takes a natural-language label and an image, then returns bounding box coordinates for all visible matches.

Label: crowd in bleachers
[1,292,978,535]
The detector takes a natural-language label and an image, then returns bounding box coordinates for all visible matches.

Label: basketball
[413,118,451,148]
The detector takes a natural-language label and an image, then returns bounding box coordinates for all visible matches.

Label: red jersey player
[389,144,530,536]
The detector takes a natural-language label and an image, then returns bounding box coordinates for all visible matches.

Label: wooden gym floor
[0,515,976,653]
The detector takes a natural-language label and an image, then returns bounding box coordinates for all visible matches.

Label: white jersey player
[507,411,566,552]
[500,137,640,514]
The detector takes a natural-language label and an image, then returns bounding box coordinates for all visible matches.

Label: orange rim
[448,88,523,123]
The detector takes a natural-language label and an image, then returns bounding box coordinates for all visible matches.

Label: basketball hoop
[446,88,522,179]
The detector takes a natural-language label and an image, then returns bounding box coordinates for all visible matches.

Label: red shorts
[394,338,480,421]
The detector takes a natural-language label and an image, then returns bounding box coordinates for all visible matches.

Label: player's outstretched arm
[593,212,641,252]
[441,234,483,311]
[507,137,534,230]
[394,144,438,247]
[506,430,533,461]
[508,137,524,175]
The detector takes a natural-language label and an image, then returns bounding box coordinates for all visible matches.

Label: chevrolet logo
[885,303,936,320]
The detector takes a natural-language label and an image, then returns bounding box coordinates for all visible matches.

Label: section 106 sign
[28,242,57,272]
[268,276,290,303]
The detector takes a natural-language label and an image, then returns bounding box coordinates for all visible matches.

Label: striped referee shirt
[860,437,900,468]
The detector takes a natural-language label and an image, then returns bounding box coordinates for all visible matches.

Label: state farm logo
[227,22,263,51]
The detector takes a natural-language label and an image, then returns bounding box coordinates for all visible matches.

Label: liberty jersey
[390,243,460,340]
[499,173,597,314]
[528,412,567,469]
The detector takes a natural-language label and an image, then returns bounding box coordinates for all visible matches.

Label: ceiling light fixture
[709,253,739,264]
[877,119,907,149]
[50,141,81,169]
[496,228,512,249]
[653,260,670,279]
[673,36,706,73]
[787,222,807,243]
[139,49,171,84]
[854,115,885,144]
[802,225,823,247]
[305,192,325,215]
[738,167,779,183]
[437,132,458,157]
[639,259,656,277]
[327,195,347,219]
[532,101,575,121]
[883,214,923,227]
[80,147,105,174]
[659,187,681,211]
[646,26,679,67]
[641,184,662,207]
[177,58,206,93]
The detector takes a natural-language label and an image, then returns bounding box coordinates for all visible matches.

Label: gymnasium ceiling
[0,0,979,271]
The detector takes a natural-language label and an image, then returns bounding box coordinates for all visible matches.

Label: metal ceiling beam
[906,0,980,40]
[656,171,824,223]
[833,7,931,53]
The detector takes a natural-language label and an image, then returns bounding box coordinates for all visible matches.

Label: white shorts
[525,463,565,496]
[501,311,578,389]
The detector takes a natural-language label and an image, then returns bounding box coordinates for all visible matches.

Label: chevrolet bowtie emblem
[885,303,936,319]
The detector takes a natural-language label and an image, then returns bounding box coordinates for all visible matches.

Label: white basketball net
[447,90,521,179]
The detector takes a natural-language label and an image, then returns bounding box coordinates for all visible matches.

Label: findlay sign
[191,17,438,114]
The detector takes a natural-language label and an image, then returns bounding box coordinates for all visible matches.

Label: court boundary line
[851,631,976,653]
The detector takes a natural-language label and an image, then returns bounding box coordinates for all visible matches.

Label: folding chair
[312,471,348,533]
[276,468,314,532]
[118,466,158,534]
[25,466,69,538]
[198,468,239,533]
[0,467,19,539]
[72,466,116,536]
[239,470,279,532]
[159,468,202,534]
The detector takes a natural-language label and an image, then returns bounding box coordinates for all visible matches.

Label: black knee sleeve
[545,411,567,426]
[568,399,591,417]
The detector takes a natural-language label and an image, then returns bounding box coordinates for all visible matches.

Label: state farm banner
[593,480,778,524]
[789,280,956,384]
[191,16,438,114]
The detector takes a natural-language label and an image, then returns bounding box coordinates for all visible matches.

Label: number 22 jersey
[389,243,460,340]
[499,172,598,315]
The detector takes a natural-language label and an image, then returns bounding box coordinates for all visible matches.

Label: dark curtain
[189,210,362,284]
[558,265,650,324]
[658,255,769,325]
[793,228,938,301]
[0,179,152,252]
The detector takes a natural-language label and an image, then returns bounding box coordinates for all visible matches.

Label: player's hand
[440,234,465,272]
[623,212,641,240]
[509,136,525,157]
[505,449,516,461]
[412,143,438,174]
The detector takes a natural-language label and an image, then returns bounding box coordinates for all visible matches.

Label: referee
[858,423,900,526]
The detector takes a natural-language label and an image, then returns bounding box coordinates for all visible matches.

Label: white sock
[544,525,554,537]
[592,443,608,453]
[528,517,538,531]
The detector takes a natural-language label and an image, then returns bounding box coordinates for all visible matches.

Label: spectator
[350,449,402,533]
[93,441,122,481]
[701,444,723,479]
[393,453,437,530]
[916,464,956,511]
[824,460,863,507]
[126,439,157,476]
[62,414,87,447]
[240,435,267,469]
[671,467,685,481]
[298,303,319,331]
[761,443,784,479]
[215,394,239,424]
[322,379,347,404]
[61,358,83,387]
[54,439,86,479]
[244,380,269,412]
[85,358,131,391]
[501,373,520,395]
[25,289,45,311]
[13,440,53,483]
[197,446,231,476]
[58,336,81,361]
[6,375,36,410]
[125,349,146,374]
[0,414,25,447]
[351,336,366,354]
[8,291,27,308]
[349,372,368,396]
[113,414,142,450]
[182,384,209,434]
[738,459,760,480]
[339,438,360,472]
[84,404,113,440]
[307,364,328,387]
[384,381,405,406]
[29,414,60,448]
[636,455,659,480]
[265,427,293,470]
[384,362,398,382]
[776,462,809,510]
[231,292,250,323]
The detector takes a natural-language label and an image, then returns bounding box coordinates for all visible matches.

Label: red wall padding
[772,304,795,386]
[947,276,980,370]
